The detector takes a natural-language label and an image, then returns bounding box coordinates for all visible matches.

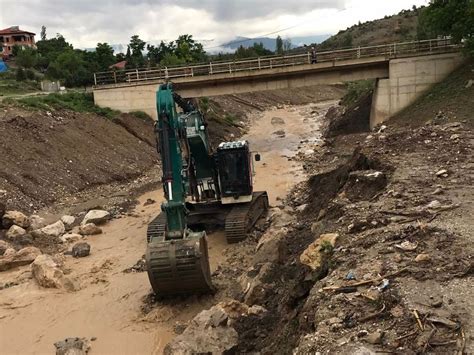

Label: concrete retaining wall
[370,52,465,127]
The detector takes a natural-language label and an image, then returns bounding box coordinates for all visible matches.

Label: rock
[366,330,384,344]
[244,263,274,305]
[143,198,156,206]
[60,233,82,244]
[450,134,460,140]
[6,225,27,240]
[2,210,30,229]
[61,215,76,231]
[466,79,474,88]
[72,242,91,258]
[415,253,431,263]
[254,228,288,264]
[436,169,448,177]
[29,215,47,230]
[272,129,286,138]
[54,337,91,355]
[0,200,5,221]
[300,233,338,275]
[81,210,110,225]
[0,246,41,271]
[395,240,418,251]
[344,170,387,201]
[164,303,238,355]
[0,240,11,255]
[426,200,442,210]
[270,209,295,228]
[79,223,102,236]
[3,248,16,257]
[31,254,78,291]
[40,220,66,238]
[271,117,285,125]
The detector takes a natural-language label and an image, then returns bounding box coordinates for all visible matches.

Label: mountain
[317,7,422,50]
[219,35,330,52]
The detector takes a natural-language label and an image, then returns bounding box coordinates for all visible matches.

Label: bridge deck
[93,38,461,90]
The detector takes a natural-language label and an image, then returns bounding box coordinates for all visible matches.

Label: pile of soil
[231,118,473,354]
[0,108,158,213]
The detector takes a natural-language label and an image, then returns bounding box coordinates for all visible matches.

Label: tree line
[11,0,473,88]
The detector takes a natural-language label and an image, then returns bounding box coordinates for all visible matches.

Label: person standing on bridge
[310,46,318,64]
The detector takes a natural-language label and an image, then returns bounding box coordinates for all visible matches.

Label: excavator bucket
[146,232,214,296]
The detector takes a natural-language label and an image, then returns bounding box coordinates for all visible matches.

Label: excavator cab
[216,141,253,204]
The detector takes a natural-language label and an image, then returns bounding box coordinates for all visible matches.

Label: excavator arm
[146,83,214,296]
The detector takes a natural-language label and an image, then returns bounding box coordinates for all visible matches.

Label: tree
[40,26,47,41]
[16,68,26,81]
[15,47,37,69]
[128,35,146,68]
[95,42,115,70]
[276,35,283,55]
[35,34,73,72]
[174,34,206,63]
[47,49,91,87]
[419,0,474,55]
[283,38,292,52]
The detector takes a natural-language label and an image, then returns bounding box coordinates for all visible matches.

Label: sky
[1,0,428,50]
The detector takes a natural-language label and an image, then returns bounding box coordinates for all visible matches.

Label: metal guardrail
[93,38,461,87]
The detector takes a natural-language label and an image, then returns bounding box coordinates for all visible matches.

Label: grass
[0,72,40,96]
[3,92,120,119]
[129,110,152,120]
[340,80,375,107]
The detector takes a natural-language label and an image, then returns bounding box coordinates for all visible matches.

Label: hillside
[318,7,421,50]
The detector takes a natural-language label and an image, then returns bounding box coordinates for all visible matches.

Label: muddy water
[0,101,335,354]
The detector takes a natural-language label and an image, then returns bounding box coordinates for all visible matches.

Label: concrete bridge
[92,39,465,126]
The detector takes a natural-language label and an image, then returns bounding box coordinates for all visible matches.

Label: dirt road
[0,101,335,354]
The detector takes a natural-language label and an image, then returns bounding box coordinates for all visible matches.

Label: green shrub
[25,69,36,80]
[341,80,375,107]
[16,68,26,81]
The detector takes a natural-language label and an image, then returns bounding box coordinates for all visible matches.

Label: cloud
[1,0,427,49]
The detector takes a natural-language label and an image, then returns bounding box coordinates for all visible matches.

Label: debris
[415,253,431,263]
[426,316,459,330]
[31,254,78,291]
[39,221,66,238]
[143,198,156,206]
[79,223,102,236]
[61,215,76,231]
[29,215,47,230]
[395,241,418,251]
[72,242,91,258]
[376,278,390,291]
[6,225,27,240]
[2,210,30,229]
[435,169,448,177]
[54,337,91,355]
[345,271,356,280]
[323,268,408,292]
[412,309,424,331]
[81,210,110,225]
[0,246,42,271]
[366,330,384,344]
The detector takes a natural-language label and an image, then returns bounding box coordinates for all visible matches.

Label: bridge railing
[93,38,460,87]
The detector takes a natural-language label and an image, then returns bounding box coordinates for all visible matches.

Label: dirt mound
[226,119,473,354]
[0,108,158,212]
[321,91,373,137]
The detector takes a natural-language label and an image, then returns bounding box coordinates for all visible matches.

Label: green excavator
[145,83,269,296]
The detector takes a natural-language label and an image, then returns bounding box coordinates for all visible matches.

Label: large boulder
[72,242,90,258]
[6,225,27,240]
[0,246,42,271]
[0,240,11,255]
[2,210,30,229]
[164,302,241,355]
[31,254,78,291]
[61,215,76,231]
[255,228,288,264]
[29,215,47,230]
[81,210,110,226]
[39,221,66,238]
[79,223,102,236]
[300,233,338,280]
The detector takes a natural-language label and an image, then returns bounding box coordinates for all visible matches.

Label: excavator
[145,83,269,296]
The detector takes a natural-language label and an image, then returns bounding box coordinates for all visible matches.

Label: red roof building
[0,26,36,58]
[109,60,127,70]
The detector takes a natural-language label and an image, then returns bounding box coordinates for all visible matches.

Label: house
[109,60,127,70]
[0,26,36,58]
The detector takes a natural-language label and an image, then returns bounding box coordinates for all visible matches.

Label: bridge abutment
[370,52,465,128]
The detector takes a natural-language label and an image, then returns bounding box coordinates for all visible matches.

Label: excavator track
[225,191,269,243]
